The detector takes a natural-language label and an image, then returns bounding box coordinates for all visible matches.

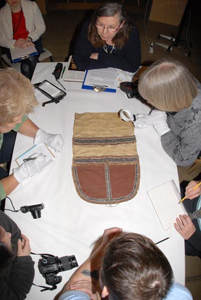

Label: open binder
[82,68,117,93]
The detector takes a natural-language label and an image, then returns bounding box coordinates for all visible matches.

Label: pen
[156,237,170,245]
[178,182,201,204]
[23,157,36,162]
[61,66,66,79]
[57,80,66,91]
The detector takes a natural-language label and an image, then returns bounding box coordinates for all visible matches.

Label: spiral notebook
[147,180,187,230]
[15,143,55,168]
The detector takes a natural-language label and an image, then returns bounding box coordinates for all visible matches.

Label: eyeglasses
[95,23,122,32]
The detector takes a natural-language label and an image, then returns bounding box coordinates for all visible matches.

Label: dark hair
[0,242,14,269]
[88,2,131,49]
[101,232,173,300]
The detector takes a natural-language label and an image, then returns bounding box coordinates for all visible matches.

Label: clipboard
[15,143,55,167]
[82,69,117,93]
[10,46,38,63]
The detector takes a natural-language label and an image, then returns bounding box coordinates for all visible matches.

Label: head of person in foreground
[100,232,173,300]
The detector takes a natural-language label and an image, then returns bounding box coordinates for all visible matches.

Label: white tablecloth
[6,63,185,300]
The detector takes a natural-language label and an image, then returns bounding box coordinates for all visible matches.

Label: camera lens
[31,210,41,219]
[60,255,78,271]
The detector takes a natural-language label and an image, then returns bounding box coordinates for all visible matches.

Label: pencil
[61,66,66,79]
[178,182,201,204]
[156,237,170,245]
[23,157,36,162]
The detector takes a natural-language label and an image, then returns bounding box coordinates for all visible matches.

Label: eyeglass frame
[95,21,124,32]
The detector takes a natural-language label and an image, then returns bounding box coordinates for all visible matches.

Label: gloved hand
[134,114,152,128]
[149,110,170,137]
[13,154,50,183]
[34,129,64,152]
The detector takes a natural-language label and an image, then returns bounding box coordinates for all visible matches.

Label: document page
[84,68,118,88]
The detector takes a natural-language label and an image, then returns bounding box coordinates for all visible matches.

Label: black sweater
[73,21,141,73]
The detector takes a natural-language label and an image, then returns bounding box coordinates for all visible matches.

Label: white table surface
[6,63,185,299]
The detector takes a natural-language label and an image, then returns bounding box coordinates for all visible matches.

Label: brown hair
[0,68,38,125]
[101,232,173,300]
[138,58,198,112]
[88,2,132,49]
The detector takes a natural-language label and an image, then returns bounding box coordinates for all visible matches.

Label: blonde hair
[138,58,198,112]
[0,68,38,125]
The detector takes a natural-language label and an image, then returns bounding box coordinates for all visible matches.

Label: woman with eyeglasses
[73,2,141,73]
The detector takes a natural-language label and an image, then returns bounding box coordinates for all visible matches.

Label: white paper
[147,180,187,230]
[10,45,38,61]
[84,67,118,88]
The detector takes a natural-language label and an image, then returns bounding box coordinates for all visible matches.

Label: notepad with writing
[82,68,117,93]
[15,143,55,168]
[147,180,187,230]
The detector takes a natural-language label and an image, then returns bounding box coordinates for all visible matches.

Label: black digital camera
[38,254,78,288]
[20,203,44,219]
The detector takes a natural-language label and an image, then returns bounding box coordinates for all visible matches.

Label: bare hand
[90,53,99,60]
[70,280,100,300]
[17,234,31,256]
[14,38,34,49]
[185,181,201,200]
[174,215,196,240]
[101,227,122,247]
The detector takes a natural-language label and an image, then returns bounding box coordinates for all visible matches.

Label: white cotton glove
[134,114,152,128]
[13,154,50,183]
[34,129,64,152]
[149,110,171,137]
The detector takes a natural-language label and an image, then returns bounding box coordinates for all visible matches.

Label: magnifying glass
[119,109,136,122]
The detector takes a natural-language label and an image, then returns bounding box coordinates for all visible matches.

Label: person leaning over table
[55,227,192,300]
[174,175,201,259]
[0,0,46,80]
[0,68,64,202]
[73,2,141,72]
[134,58,201,167]
[0,210,34,300]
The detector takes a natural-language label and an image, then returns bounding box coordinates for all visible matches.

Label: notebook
[63,55,85,82]
[15,143,55,168]
[147,180,187,230]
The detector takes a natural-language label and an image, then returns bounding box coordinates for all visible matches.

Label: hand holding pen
[178,181,201,203]
[185,181,201,200]
[13,153,50,183]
